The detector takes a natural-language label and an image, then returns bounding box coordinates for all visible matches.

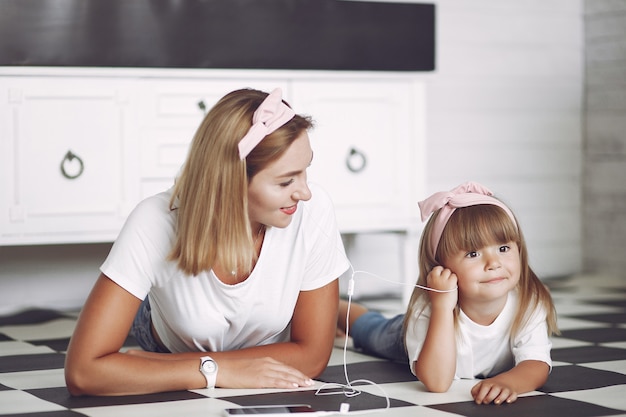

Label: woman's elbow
[64,359,98,396]
[305,353,332,379]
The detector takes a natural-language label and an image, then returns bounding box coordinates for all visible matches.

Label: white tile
[580,359,626,375]
[551,337,593,349]
[0,318,76,341]
[0,368,66,390]
[76,397,230,417]
[552,385,626,412]
[553,301,621,316]
[0,390,65,414]
[0,341,55,357]
[556,316,611,331]
[602,341,626,350]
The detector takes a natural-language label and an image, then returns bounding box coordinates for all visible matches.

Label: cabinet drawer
[138,79,288,181]
[0,77,139,244]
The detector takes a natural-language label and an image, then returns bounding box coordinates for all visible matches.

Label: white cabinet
[0,69,425,281]
[137,77,288,198]
[291,80,424,233]
[0,76,139,245]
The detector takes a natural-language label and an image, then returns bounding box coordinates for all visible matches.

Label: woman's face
[247,132,313,230]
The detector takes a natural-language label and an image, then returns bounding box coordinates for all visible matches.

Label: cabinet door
[137,79,288,198]
[291,80,422,233]
[0,77,138,244]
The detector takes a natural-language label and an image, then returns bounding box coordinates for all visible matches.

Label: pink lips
[281,204,297,215]
[484,277,506,284]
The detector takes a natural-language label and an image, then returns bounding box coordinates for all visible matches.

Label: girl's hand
[471,379,518,405]
[426,266,458,311]
[218,357,315,389]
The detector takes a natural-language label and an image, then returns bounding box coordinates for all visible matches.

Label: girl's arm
[65,274,337,396]
[470,360,550,404]
[413,266,458,392]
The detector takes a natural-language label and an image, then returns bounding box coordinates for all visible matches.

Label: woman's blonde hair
[168,88,313,276]
[404,204,559,342]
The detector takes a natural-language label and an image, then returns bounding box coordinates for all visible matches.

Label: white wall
[0,0,585,310]
[351,0,584,299]
[582,0,626,275]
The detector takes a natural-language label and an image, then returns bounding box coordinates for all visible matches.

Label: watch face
[202,359,217,374]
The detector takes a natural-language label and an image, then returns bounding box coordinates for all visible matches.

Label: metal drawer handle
[346,147,367,173]
[60,150,84,179]
[198,100,207,115]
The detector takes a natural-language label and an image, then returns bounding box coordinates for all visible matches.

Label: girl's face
[444,241,521,304]
[247,132,313,230]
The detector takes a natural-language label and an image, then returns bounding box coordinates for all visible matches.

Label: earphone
[302,200,458,414]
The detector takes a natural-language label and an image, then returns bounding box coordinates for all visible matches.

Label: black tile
[0,411,89,417]
[557,327,626,344]
[29,338,71,353]
[0,353,66,373]
[584,299,626,309]
[427,394,623,417]
[26,386,207,408]
[551,345,626,364]
[28,335,137,353]
[565,312,626,325]
[218,389,413,412]
[541,365,626,393]
[318,361,416,385]
[0,309,75,326]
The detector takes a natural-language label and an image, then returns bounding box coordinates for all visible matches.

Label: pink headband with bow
[238,88,295,160]
[418,181,517,258]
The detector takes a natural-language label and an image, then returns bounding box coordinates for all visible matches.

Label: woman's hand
[426,266,458,311]
[217,357,314,389]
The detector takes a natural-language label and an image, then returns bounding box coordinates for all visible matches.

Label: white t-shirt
[101,182,350,353]
[405,290,552,379]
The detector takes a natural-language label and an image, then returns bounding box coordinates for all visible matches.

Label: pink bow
[418,181,517,258]
[238,88,295,160]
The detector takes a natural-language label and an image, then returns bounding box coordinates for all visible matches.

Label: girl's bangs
[438,205,519,257]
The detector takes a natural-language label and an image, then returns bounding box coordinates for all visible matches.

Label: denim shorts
[349,311,408,363]
[131,297,170,353]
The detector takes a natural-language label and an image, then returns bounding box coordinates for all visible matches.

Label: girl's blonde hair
[168,88,313,276]
[404,204,559,342]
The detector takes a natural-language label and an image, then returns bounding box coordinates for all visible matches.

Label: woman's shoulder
[117,188,177,249]
[127,188,176,224]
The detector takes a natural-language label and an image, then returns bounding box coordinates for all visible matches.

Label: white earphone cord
[303,204,457,414]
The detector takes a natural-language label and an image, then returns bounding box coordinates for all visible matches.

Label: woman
[65,88,350,396]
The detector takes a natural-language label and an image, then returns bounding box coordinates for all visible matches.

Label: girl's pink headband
[238,88,295,160]
[418,181,517,258]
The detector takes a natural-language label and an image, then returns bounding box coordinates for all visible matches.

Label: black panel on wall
[0,0,435,71]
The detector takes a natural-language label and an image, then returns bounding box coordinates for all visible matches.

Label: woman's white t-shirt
[405,290,552,379]
[101,182,350,353]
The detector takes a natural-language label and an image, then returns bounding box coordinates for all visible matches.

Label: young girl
[341,181,559,405]
[65,88,350,396]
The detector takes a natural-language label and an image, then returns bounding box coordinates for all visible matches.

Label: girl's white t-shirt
[405,290,552,379]
[101,182,350,353]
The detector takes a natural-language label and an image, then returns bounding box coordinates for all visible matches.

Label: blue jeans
[131,298,170,353]
[350,312,407,363]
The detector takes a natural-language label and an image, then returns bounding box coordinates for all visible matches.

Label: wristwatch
[199,356,218,389]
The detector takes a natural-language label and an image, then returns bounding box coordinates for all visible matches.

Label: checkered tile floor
[1,273,625,416]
